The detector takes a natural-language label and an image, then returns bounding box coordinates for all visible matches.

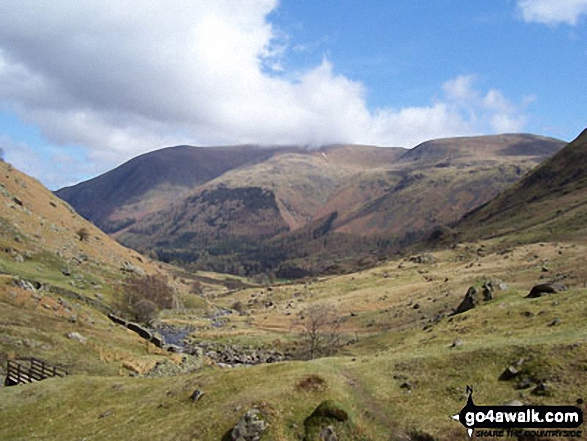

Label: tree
[117,274,175,323]
[295,304,343,360]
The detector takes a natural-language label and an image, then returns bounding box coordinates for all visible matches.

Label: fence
[5,358,67,386]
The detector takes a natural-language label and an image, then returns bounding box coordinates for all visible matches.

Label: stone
[531,381,552,396]
[67,332,87,344]
[526,282,567,298]
[515,378,533,390]
[549,318,562,327]
[320,425,338,441]
[230,409,266,441]
[499,366,518,381]
[503,400,524,406]
[482,281,496,301]
[450,339,463,348]
[13,279,35,292]
[189,389,205,402]
[400,381,412,390]
[453,286,478,315]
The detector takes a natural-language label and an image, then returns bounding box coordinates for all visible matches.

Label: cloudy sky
[0,0,586,189]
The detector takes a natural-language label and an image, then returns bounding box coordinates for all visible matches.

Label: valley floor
[1,238,587,440]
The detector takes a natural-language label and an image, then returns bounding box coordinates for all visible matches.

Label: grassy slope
[2,238,586,440]
[457,129,587,243]
[0,160,197,379]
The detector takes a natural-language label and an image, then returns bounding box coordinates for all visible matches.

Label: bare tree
[296,304,343,360]
[117,274,175,323]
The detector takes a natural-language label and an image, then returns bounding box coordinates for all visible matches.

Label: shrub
[117,274,174,323]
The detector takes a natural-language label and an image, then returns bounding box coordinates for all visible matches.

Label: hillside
[0,160,211,379]
[93,134,563,276]
[2,154,587,440]
[55,145,301,233]
[457,129,587,242]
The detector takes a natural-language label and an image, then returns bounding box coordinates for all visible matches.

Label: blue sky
[0,0,586,189]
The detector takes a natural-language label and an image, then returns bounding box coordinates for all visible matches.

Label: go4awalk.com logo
[452,387,583,438]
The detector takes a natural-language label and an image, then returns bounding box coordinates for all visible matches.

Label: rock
[14,254,24,263]
[516,378,533,390]
[499,366,518,381]
[450,339,463,348]
[120,261,146,276]
[229,409,267,441]
[409,430,437,441]
[61,268,71,277]
[503,400,524,406]
[526,282,567,298]
[320,425,338,441]
[548,318,562,327]
[400,381,412,390]
[13,278,35,292]
[531,381,552,396]
[453,286,478,315]
[409,254,435,264]
[189,389,205,402]
[482,281,496,301]
[67,332,87,344]
[165,344,183,353]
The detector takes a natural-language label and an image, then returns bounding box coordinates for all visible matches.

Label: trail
[341,369,409,441]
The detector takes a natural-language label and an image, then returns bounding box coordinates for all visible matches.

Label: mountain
[57,134,565,276]
[55,145,303,233]
[457,128,587,242]
[3,149,587,441]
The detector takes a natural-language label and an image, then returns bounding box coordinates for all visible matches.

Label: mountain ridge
[56,134,566,276]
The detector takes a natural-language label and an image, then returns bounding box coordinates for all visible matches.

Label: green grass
[2,240,587,440]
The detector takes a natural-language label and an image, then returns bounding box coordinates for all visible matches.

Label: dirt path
[341,370,409,441]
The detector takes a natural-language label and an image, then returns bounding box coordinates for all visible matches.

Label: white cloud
[0,1,531,186]
[517,0,587,25]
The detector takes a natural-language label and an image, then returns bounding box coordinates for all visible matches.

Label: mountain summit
[56,134,565,276]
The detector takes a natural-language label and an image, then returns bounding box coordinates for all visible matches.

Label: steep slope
[318,134,565,237]
[0,160,183,377]
[59,135,565,276]
[55,145,298,233]
[457,128,587,242]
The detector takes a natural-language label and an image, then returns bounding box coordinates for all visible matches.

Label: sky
[0,0,586,190]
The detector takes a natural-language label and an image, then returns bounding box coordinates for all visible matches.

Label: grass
[2,237,587,440]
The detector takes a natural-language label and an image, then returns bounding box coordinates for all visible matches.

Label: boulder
[526,283,567,298]
[499,366,518,381]
[189,389,205,402]
[453,286,478,315]
[67,332,87,344]
[320,425,337,441]
[229,409,267,441]
[409,254,435,264]
[482,281,496,301]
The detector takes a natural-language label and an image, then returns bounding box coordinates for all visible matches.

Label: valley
[0,131,586,440]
